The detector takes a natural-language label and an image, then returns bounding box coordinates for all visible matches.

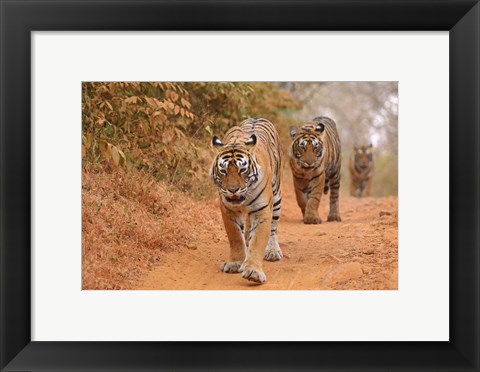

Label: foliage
[82,82,300,197]
[82,167,221,289]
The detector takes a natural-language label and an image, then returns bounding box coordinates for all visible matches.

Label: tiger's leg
[303,174,325,224]
[244,217,251,248]
[293,180,307,216]
[323,182,330,195]
[264,193,282,262]
[358,181,366,197]
[365,177,373,197]
[357,182,364,198]
[327,173,342,222]
[219,203,246,274]
[241,201,273,283]
[350,179,357,196]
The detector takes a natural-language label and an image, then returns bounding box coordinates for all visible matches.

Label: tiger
[349,144,374,197]
[210,117,283,284]
[289,116,342,224]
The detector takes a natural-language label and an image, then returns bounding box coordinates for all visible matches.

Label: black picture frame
[1,1,479,371]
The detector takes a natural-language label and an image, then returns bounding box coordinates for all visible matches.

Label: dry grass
[82,167,217,289]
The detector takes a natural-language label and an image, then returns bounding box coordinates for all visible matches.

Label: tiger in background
[289,116,342,224]
[349,144,374,197]
[210,117,282,284]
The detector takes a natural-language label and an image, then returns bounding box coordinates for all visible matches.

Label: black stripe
[272,215,280,220]
[235,221,244,232]
[248,182,267,206]
[223,204,236,213]
[273,183,280,194]
[313,161,323,171]
[308,171,324,182]
[273,207,281,212]
[248,203,270,215]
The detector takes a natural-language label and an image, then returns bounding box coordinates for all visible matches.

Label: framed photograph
[1,1,479,371]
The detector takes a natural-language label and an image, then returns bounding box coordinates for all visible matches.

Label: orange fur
[289,117,342,224]
[349,144,374,197]
[210,118,282,283]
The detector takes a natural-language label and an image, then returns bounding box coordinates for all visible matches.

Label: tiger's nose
[228,187,240,194]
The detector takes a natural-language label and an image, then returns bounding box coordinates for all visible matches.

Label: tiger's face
[354,144,373,170]
[290,123,325,170]
[210,135,259,205]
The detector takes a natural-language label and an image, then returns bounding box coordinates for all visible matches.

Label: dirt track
[136,178,398,290]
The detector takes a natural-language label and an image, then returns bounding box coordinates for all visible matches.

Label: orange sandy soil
[135,182,398,290]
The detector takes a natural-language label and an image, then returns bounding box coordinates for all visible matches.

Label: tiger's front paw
[220,261,243,273]
[304,213,322,224]
[264,247,283,261]
[327,213,342,222]
[240,264,266,283]
[264,236,283,261]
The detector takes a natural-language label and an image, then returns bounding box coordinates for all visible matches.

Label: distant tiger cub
[210,118,282,284]
[350,144,374,197]
[289,116,342,224]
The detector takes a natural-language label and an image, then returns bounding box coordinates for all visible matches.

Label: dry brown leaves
[82,167,218,289]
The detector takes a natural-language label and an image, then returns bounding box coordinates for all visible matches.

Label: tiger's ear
[245,134,257,147]
[211,136,224,147]
[368,143,373,148]
[315,123,325,133]
[289,127,297,139]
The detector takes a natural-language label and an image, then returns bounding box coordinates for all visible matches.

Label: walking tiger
[289,116,342,224]
[210,117,282,284]
[349,144,374,197]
